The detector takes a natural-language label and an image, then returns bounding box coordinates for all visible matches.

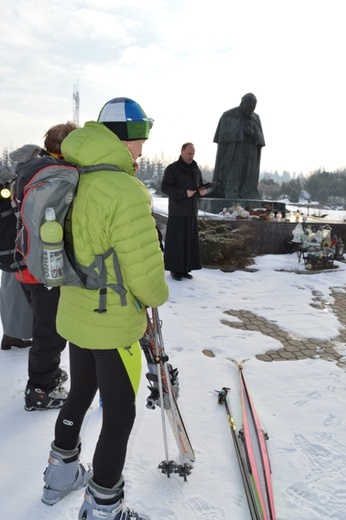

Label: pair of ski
[140,307,194,481]
[217,359,276,520]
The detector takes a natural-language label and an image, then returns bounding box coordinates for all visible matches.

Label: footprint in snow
[184,496,226,519]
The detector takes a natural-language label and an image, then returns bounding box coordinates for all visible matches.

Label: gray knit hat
[9,144,41,164]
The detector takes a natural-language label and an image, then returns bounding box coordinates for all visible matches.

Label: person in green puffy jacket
[42,98,168,520]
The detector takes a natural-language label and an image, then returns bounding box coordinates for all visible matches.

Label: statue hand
[244,120,254,136]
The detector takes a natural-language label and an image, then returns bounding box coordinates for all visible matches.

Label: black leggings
[21,283,66,390]
[54,343,136,488]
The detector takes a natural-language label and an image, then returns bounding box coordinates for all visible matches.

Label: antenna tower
[73,80,80,125]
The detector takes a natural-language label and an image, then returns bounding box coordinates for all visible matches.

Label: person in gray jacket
[0,271,32,350]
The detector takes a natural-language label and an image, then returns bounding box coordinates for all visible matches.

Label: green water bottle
[40,207,65,286]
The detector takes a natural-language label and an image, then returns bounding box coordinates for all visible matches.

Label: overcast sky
[1,0,345,175]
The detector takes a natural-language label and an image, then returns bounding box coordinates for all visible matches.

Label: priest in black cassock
[161,143,206,281]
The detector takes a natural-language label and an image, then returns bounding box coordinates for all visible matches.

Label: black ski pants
[54,343,136,489]
[20,283,66,391]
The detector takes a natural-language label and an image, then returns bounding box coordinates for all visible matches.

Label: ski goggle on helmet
[97,97,154,141]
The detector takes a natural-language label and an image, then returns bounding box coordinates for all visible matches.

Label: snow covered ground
[1,198,346,519]
[1,254,346,519]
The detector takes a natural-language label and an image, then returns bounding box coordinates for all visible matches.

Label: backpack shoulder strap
[78,164,123,175]
[93,249,127,313]
[69,163,128,312]
[0,208,14,218]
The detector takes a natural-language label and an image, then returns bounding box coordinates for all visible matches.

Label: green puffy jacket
[56,121,169,349]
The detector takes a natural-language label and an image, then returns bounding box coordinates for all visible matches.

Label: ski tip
[227,357,251,370]
[227,357,242,369]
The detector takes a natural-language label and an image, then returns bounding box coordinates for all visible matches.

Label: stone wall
[154,211,346,256]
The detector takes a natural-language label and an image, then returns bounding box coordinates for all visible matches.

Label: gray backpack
[13,155,127,312]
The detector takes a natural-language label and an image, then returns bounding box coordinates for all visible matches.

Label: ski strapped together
[217,387,263,520]
[217,359,276,520]
[140,307,194,481]
[230,359,276,520]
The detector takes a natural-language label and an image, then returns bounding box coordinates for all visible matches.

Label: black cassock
[164,215,201,273]
[161,156,204,273]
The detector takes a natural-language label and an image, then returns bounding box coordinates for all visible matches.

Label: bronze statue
[211,93,265,199]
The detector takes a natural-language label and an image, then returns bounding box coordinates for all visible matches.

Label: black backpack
[0,181,25,272]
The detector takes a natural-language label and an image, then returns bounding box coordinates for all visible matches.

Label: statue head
[240,93,257,116]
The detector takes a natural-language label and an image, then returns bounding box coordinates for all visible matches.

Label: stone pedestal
[199,197,286,216]
[153,197,346,256]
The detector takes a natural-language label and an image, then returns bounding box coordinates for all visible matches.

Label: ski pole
[217,387,262,520]
[152,308,192,480]
[147,308,174,476]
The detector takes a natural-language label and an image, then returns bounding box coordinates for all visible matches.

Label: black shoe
[55,369,68,386]
[24,384,68,411]
[171,272,183,281]
[182,272,193,279]
[1,335,32,350]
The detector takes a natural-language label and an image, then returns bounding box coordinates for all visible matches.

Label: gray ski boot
[42,440,93,505]
[79,477,150,520]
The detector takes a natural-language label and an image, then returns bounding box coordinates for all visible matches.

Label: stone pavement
[220,288,346,369]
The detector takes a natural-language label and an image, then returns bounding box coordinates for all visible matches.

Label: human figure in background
[0,166,33,350]
[161,142,206,281]
[41,97,168,520]
[0,271,32,350]
[212,93,265,200]
[11,122,77,412]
